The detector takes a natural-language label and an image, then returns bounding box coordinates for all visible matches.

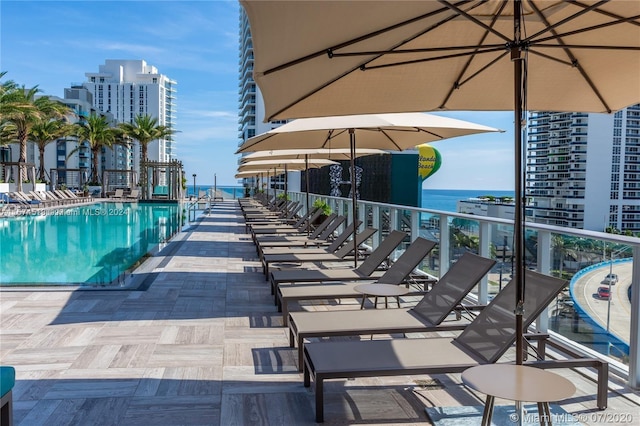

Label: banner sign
[417,144,442,180]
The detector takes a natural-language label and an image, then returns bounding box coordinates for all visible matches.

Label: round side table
[462,364,575,426]
[354,283,409,309]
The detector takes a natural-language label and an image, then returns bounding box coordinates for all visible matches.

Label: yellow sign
[417,144,442,180]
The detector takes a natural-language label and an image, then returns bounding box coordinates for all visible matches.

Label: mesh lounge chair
[253,209,328,246]
[251,212,337,238]
[260,219,360,262]
[251,212,339,248]
[277,237,437,326]
[246,203,303,229]
[255,214,343,259]
[269,230,408,297]
[262,226,377,277]
[287,252,496,370]
[302,269,608,422]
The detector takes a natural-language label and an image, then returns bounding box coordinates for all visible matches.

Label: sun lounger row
[239,196,611,423]
[6,190,93,207]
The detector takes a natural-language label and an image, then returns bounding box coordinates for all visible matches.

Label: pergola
[139,160,184,201]
[1,162,37,192]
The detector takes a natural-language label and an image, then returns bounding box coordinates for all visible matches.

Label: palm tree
[0,78,70,187]
[118,114,175,163]
[73,113,118,184]
[30,119,75,181]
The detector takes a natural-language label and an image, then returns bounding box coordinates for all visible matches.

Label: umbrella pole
[513,2,525,366]
[350,129,358,269]
[284,164,288,217]
[306,155,311,236]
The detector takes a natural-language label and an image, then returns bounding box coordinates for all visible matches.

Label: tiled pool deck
[1,200,639,425]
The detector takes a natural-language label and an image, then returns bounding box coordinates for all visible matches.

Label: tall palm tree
[73,113,117,184]
[30,118,75,181]
[0,77,71,187]
[118,114,175,163]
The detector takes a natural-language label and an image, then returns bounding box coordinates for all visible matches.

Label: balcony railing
[278,189,640,386]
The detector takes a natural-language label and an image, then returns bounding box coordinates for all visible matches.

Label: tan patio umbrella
[242,149,389,229]
[240,0,640,366]
[239,158,338,223]
[241,148,388,162]
[237,112,501,266]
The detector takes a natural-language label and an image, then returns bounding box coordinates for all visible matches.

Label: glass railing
[281,190,639,383]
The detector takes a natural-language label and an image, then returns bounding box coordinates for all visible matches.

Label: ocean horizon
[421,188,514,213]
[190,186,514,214]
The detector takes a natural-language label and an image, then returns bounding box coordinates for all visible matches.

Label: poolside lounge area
[1,200,639,425]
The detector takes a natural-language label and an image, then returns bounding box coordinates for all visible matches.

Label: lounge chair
[9,192,41,207]
[277,237,437,326]
[63,190,90,203]
[246,201,302,225]
[252,209,327,246]
[260,219,360,258]
[261,226,377,277]
[249,207,323,237]
[302,269,608,422]
[28,191,59,207]
[126,189,140,200]
[54,190,80,204]
[251,213,339,247]
[111,189,124,200]
[287,252,496,370]
[269,230,408,297]
[256,215,350,259]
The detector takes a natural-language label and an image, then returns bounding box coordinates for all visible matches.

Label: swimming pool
[0,202,183,286]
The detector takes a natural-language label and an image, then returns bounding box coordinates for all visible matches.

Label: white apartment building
[84,60,177,173]
[526,104,640,233]
[238,9,292,192]
[48,86,118,187]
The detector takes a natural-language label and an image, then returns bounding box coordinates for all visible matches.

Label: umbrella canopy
[241,148,388,162]
[240,0,640,368]
[242,0,639,121]
[235,170,272,179]
[236,113,501,153]
[237,112,501,268]
[237,158,338,172]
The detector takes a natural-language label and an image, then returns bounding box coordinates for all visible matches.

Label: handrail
[277,188,640,387]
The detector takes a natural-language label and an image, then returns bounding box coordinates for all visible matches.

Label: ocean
[421,189,514,213]
[189,186,513,214]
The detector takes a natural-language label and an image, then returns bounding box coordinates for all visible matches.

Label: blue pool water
[0,202,183,286]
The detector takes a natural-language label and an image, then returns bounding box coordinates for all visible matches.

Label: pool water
[0,202,183,286]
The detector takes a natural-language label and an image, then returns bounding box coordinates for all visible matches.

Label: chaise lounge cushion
[0,366,15,397]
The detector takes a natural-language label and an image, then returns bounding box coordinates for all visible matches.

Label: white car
[602,273,618,285]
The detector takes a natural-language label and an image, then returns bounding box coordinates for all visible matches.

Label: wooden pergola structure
[1,162,37,192]
[139,160,184,202]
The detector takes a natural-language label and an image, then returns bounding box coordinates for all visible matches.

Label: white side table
[462,364,576,426]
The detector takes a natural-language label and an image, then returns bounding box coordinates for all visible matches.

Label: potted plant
[312,199,332,224]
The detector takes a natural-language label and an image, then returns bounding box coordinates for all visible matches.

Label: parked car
[597,286,611,300]
[601,273,618,285]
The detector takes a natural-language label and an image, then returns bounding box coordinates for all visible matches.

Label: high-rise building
[83,60,177,173]
[48,86,116,187]
[526,104,640,232]
[238,8,290,191]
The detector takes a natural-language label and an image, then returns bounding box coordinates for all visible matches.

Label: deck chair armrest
[453,304,486,320]
[523,332,551,360]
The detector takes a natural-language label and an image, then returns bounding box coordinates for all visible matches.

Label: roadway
[571,262,633,344]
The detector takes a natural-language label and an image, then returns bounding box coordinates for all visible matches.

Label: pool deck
[1,200,639,425]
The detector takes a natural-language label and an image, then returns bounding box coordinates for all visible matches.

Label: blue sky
[1,0,515,190]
